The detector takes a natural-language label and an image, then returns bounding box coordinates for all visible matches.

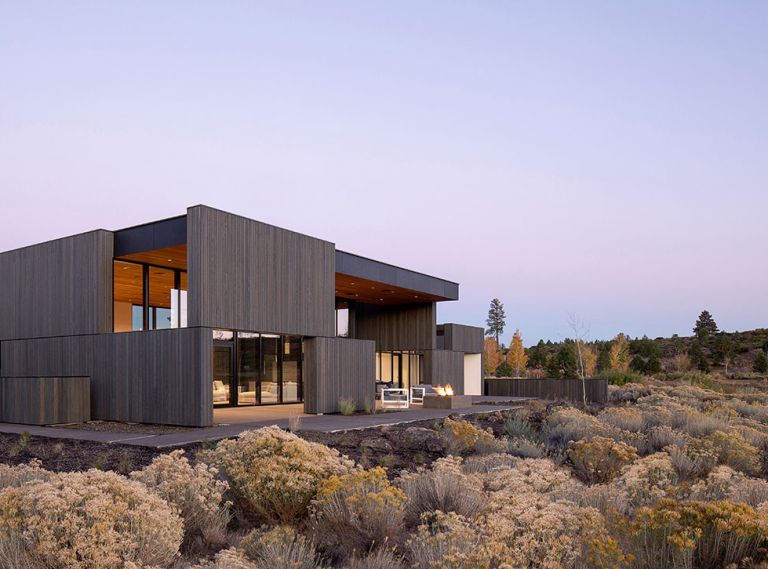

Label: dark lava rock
[391,427,446,453]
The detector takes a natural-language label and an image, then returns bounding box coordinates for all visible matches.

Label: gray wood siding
[441,323,484,353]
[304,337,375,414]
[354,302,436,351]
[423,350,465,394]
[0,231,113,341]
[484,378,608,404]
[0,328,212,426]
[0,376,90,425]
[187,206,335,337]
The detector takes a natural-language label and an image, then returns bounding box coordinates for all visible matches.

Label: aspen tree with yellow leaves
[484,337,502,376]
[506,329,528,377]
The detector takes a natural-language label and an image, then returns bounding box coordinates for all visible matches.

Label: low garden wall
[484,377,608,404]
[0,376,90,425]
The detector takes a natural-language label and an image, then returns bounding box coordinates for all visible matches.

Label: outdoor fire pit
[422,384,474,409]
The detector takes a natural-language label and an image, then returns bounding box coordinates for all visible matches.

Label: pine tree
[712,332,735,374]
[528,340,548,369]
[694,310,719,343]
[754,352,768,374]
[689,340,710,372]
[557,341,579,379]
[506,329,528,377]
[485,298,506,345]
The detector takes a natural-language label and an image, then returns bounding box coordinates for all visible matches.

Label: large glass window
[376,351,422,389]
[261,335,280,404]
[237,333,260,405]
[213,344,233,407]
[149,267,174,329]
[283,336,302,403]
[114,261,143,332]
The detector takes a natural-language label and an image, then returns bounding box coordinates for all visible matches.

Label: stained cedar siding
[0,377,90,425]
[186,206,335,338]
[441,323,484,353]
[423,350,465,394]
[1,328,212,427]
[353,302,437,351]
[484,378,608,404]
[0,230,113,341]
[304,337,375,414]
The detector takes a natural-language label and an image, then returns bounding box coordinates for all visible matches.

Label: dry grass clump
[568,436,638,484]
[190,547,257,569]
[0,469,183,569]
[629,499,768,569]
[706,430,762,476]
[440,417,502,455]
[131,449,231,550]
[201,426,355,524]
[398,456,487,526]
[668,439,718,481]
[507,436,548,458]
[546,407,608,448]
[311,467,406,559]
[342,548,404,569]
[0,460,51,489]
[598,407,646,432]
[646,425,687,452]
[673,410,731,438]
[461,453,518,474]
[240,526,321,569]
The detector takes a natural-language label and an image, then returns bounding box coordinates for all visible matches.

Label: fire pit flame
[434,384,455,397]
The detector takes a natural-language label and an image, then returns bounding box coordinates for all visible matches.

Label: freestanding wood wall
[303,337,375,414]
[0,376,91,425]
[0,231,113,341]
[423,350,465,394]
[1,328,212,426]
[354,302,436,351]
[440,323,484,353]
[484,378,608,404]
[187,205,336,337]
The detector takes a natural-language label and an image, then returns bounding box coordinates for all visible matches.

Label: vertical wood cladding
[0,328,212,426]
[187,206,335,337]
[304,337,375,414]
[353,302,436,351]
[441,324,484,353]
[0,231,113,341]
[483,378,608,404]
[423,350,465,394]
[0,377,90,425]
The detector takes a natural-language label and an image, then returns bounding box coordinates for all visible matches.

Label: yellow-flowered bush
[240,526,320,569]
[0,469,183,569]
[629,499,768,569]
[568,436,638,484]
[706,430,762,476]
[441,417,499,454]
[312,466,406,558]
[130,449,231,548]
[201,426,355,524]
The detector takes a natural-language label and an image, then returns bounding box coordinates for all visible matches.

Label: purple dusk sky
[1,2,766,345]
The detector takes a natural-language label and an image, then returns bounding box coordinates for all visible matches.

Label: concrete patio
[0,396,530,449]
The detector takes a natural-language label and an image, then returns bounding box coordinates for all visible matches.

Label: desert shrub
[598,407,645,433]
[191,547,257,569]
[689,465,768,506]
[507,437,548,458]
[502,410,537,439]
[560,483,631,516]
[240,526,321,569]
[0,469,183,569]
[0,460,51,489]
[342,548,404,569]
[0,531,42,569]
[608,382,652,404]
[461,453,518,474]
[339,399,356,416]
[311,467,406,559]
[480,457,577,497]
[646,425,687,452]
[629,499,768,569]
[598,369,645,385]
[407,511,490,569]
[568,436,638,484]
[398,456,487,526]
[130,449,230,549]
[441,417,498,454]
[546,407,607,448]
[725,398,768,423]
[706,430,762,476]
[201,426,355,524]
[615,452,678,508]
[674,410,730,438]
[733,424,768,448]
[668,440,718,481]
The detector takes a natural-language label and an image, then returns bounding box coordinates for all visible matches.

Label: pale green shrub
[707,430,762,476]
[668,440,718,481]
[598,407,645,433]
[502,410,537,439]
[646,425,687,452]
[339,399,356,416]
[398,456,487,526]
[0,469,183,569]
[311,467,406,558]
[131,449,230,549]
[674,410,729,438]
[241,526,321,569]
[546,407,607,448]
[508,437,548,458]
[201,426,355,524]
[568,436,638,484]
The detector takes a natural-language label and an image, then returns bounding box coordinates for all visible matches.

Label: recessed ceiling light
[167,259,173,262]
[379,298,384,301]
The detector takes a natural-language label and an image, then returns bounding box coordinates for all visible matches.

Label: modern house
[0,206,483,426]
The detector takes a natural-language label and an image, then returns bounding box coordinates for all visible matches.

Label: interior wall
[113,301,133,332]
[463,353,482,395]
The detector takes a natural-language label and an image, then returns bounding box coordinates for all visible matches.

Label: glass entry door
[213,343,233,406]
